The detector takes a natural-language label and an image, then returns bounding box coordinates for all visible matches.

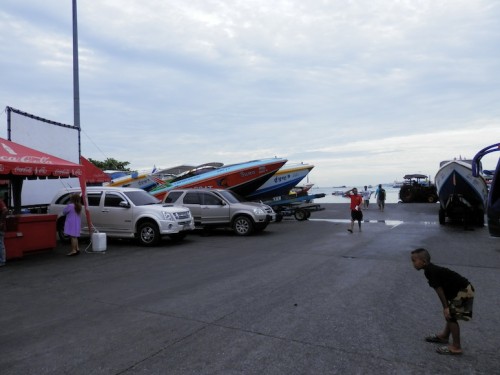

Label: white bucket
[91,233,107,252]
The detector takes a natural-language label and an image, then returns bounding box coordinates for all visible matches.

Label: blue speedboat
[245,162,314,200]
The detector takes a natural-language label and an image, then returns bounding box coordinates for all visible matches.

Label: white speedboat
[435,159,488,226]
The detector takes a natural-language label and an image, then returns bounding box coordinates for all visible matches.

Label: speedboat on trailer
[472,143,500,236]
[150,158,288,201]
[245,162,314,200]
[435,159,488,226]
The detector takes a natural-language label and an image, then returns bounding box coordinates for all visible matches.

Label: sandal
[436,346,462,355]
[425,334,448,344]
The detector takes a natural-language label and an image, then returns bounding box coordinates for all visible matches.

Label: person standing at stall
[0,197,8,266]
[63,193,82,256]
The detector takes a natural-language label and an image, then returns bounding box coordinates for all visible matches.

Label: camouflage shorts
[448,284,474,321]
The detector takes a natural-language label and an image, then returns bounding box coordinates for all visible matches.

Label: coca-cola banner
[0,138,83,178]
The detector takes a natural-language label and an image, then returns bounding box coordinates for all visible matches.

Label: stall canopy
[80,156,111,184]
[0,137,83,178]
[0,137,85,214]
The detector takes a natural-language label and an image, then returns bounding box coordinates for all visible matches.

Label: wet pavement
[1,202,499,374]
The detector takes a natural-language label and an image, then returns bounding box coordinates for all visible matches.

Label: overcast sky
[1,0,500,186]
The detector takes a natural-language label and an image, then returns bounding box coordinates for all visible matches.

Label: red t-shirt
[348,194,363,210]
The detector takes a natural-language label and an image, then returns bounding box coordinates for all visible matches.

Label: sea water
[309,185,400,204]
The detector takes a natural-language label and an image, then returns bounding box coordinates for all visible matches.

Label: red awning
[80,156,111,183]
[0,137,83,178]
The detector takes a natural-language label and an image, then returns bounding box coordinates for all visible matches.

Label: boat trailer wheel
[294,209,308,221]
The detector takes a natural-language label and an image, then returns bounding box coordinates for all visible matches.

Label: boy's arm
[434,287,451,319]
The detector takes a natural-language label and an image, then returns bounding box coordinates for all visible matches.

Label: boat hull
[435,160,488,225]
[150,158,287,201]
[106,173,162,192]
[246,163,314,200]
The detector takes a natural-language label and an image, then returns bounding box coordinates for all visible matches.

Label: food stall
[0,137,84,259]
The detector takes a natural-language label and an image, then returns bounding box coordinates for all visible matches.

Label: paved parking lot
[1,203,499,374]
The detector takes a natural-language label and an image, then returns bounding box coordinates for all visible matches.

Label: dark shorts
[351,210,363,222]
[448,284,474,321]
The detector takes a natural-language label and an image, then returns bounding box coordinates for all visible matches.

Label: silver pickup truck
[48,186,194,246]
[163,188,276,235]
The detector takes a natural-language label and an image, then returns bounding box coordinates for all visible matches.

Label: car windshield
[124,190,161,206]
[218,190,244,204]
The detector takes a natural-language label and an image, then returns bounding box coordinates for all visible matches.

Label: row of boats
[105,158,315,202]
[100,145,500,236]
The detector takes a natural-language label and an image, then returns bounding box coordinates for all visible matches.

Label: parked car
[48,186,195,246]
[163,188,275,236]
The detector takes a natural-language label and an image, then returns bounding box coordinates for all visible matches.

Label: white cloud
[1,0,500,187]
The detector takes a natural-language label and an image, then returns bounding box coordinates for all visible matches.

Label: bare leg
[448,321,461,351]
[439,321,462,352]
[68,237,79,255]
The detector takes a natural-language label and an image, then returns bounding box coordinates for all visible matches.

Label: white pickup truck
[48,186,195,246]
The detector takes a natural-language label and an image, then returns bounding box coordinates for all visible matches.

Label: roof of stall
[0,137,83,179]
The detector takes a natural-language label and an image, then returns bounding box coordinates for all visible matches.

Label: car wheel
[232,215,254,236]
[137,221,161,246]
[427,195,437,203]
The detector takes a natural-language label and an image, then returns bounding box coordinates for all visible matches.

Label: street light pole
[72,0,81,158]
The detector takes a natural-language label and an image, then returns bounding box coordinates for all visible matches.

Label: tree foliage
[88,158,131,171]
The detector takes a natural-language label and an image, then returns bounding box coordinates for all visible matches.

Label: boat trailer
[264,193,326,222]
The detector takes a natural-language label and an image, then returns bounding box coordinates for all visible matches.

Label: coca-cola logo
[35,167,48,175]
[53,169,70,176]
[14,166,33,174]
[0,155,54,164]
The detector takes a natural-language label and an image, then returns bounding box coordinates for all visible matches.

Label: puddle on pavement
[309,218,437,229]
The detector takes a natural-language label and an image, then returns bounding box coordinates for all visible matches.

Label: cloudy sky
[1,0,500,186]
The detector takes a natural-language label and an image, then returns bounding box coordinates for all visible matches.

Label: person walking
[63,193,82,256]
[361,185,373,209]
[344,187,363,233]
[374,184,386,211]
[411,248,474,355]
[0,197,8,267]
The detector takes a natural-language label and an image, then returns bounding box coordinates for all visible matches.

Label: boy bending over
[411,248,474,355]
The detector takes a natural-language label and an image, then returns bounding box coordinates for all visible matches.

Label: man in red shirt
[344,187,363,233]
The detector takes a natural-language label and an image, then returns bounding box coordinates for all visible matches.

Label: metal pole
[72,0,81,158]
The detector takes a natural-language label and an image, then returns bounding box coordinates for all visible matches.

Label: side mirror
[119,201,130,208]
